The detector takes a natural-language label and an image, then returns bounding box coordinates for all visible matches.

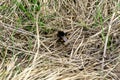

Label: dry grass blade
[103,12,116,58]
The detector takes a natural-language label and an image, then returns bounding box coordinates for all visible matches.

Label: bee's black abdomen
[57,31,65,38]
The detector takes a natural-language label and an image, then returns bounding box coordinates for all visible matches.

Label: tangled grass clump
[0,0,120,80]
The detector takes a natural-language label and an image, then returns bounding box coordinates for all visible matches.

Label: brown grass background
[0,0,120,80]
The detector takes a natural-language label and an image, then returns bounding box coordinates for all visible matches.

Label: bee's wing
[62,36,67,42]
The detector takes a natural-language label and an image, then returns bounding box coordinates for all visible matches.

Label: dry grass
[0,0,120,80]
